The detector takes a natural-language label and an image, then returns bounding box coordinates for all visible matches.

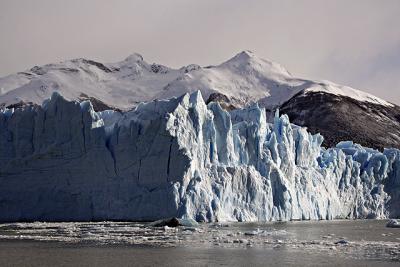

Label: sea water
[0,220,398,266]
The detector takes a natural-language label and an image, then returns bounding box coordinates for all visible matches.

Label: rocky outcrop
[280,91,400,151]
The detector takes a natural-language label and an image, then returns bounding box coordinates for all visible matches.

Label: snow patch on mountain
[305,81,393,107]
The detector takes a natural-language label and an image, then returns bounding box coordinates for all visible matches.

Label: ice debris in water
[0,221,399,262]
[150,218,198,228]
[0,91,400,222]
[334,239,349,245]
[386,219,400,228]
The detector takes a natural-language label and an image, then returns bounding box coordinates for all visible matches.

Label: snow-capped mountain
[0,50,391,110]
[0,53,184,109]
[1,51,399,150]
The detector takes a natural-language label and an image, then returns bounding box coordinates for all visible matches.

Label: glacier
[0,91,399,222]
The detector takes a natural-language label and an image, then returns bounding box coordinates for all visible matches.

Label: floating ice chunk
[150,217,198,228]
[386,219,400,228]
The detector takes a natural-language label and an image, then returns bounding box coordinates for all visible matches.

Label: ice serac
[0,91,399,222]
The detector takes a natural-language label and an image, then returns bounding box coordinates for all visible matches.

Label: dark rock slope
[279,91,400,151]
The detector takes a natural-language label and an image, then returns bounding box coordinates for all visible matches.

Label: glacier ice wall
[0,91,399,222]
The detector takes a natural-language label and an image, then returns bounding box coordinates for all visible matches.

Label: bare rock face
[0,91,400,222]
[206,93,237,111]
[279,91,400,151]
[78,93,120,112]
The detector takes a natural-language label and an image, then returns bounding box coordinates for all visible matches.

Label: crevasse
[0,91,398,222]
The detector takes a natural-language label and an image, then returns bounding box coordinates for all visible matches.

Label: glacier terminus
[0,91,399,222]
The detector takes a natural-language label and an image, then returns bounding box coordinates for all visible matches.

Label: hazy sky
[1,0,399,103]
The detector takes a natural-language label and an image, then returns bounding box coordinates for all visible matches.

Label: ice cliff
[0,91,399,222]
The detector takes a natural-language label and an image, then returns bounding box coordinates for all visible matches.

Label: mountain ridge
[1,51,399,150]
[0,51,393,109]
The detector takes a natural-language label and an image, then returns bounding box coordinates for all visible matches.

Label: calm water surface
[0,220,398,266]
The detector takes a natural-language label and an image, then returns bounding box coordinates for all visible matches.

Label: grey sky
[1,0,399,104]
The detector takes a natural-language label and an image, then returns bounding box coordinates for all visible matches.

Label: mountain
[0,53,183,110]
[0,51,399,150]
[1,92,399,222]
[280,90,400,151]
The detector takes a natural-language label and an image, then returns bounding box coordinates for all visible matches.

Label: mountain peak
[224,50,279,67]
[220,50,292,79]
[238,49,255,57]
[230,50,256,62]
[124,53,144,63]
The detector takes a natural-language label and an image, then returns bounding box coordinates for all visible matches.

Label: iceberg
[0,91,399,222]
[386,219,400,228]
